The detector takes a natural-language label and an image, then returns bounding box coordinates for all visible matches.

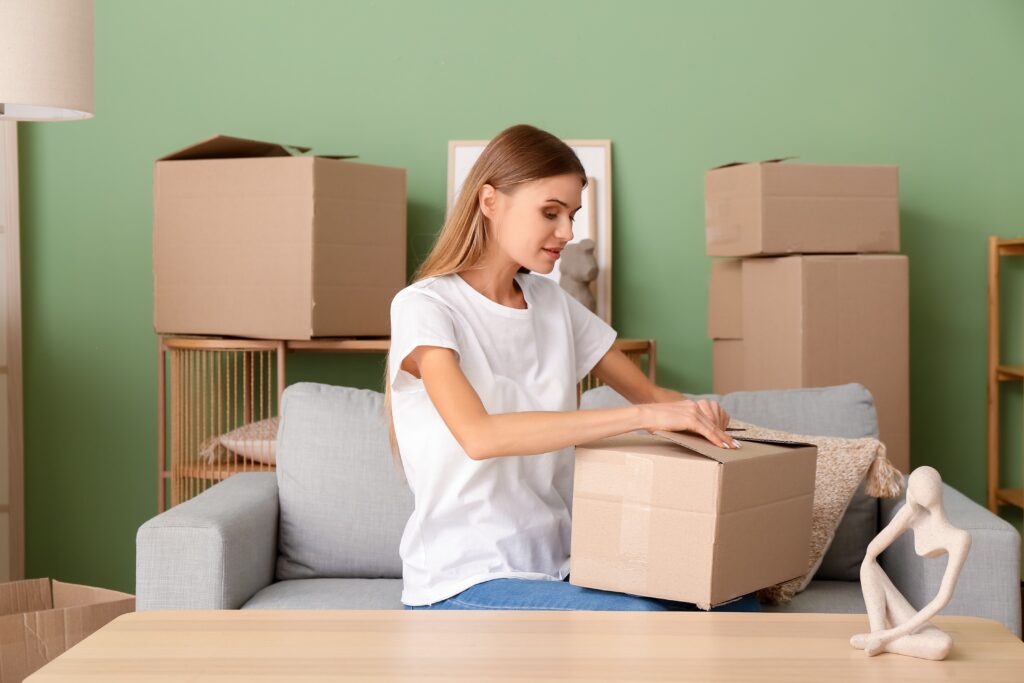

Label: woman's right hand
[637,400,741,449]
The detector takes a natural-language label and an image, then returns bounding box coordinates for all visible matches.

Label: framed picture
[447,138,613,325]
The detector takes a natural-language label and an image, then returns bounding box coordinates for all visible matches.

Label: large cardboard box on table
[153,135,407,340]
[707,254,910,471]
[704,159,900,257]
[0,578,134,682]
[570,430,817,609]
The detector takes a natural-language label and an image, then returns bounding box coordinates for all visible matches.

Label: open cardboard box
[704,158,899,257]
[0,578,134,682]
[153,134,407,340]
[570,429,817,609]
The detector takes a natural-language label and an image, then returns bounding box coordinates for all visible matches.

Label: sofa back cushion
[275,383,413,580]
[580,383,880,581]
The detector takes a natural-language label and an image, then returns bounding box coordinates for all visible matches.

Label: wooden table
[27,610,1024,682]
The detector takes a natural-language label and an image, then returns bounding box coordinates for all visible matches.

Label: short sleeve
[563,290,617,384]
[388,290,461,393]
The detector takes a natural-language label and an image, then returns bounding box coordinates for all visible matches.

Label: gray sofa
[137,382,1022,636]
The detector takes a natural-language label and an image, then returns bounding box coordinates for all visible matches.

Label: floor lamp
[0,0,95,580]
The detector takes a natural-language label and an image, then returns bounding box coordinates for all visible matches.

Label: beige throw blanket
[727,419,905,605]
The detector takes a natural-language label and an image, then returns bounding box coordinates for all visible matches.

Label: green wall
[18,0,1024,593]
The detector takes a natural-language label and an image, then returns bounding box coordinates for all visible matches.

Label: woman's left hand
[651,389,731,430]
[693,398,730,430]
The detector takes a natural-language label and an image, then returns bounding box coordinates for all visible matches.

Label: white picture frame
[447,138,613,325]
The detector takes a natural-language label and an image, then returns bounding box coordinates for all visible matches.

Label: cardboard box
[708,259,743,339]
[570,430,816,609]
[0,578,134,682]
[153,134,407,340]
[705,159,899,257]
[707,254,909,471]
[712,339,745,395]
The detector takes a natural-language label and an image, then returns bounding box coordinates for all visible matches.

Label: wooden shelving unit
[987,236,1024,513]
[158,335,656,512]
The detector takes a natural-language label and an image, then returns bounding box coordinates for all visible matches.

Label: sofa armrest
[879,483,1022,637]
[136,473,279,611]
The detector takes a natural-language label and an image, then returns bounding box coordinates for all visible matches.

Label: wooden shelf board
[996,488,1024,509]
[996,365,1024,381]
[162,336,652,353]
[288,338,390,353]
[996,237,1024,255]
[287,338,652,353]
[178,463,276,481]
[161,337,281,351]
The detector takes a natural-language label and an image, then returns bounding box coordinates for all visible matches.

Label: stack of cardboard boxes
[705,159,909,471]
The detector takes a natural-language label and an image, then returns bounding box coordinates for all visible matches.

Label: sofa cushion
[275,383,413,580]
[759,579,866,614]
[580,383,880,581]
[243,578,404,610]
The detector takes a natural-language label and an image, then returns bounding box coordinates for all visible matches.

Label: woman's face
[479,173,583,274]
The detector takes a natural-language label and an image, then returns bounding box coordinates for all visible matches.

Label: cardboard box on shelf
[153,134,407,340]
[570,430,816,610]
[0,578,134,682]
[706,254,909,471]
[704,159,899,257]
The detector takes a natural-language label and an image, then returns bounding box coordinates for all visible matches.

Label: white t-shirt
[388,271,618,606]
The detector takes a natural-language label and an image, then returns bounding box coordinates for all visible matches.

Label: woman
[385,123,752,611]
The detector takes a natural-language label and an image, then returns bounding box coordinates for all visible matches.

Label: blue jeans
[405,577,761,612]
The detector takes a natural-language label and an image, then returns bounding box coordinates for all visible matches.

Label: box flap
[0,578,52,617]
[158,134,359,161]
[652,429,813,464]
[52,580,134,609]
[709,156,797,171]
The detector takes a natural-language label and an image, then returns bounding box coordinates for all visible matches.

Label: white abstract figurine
[850,466,971,660]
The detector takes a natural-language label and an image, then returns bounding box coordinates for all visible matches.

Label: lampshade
[0,0,94,121]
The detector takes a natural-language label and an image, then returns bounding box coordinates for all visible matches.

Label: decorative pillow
[274,383,413,580]
[198,416,280,465]
[727,418,903,604]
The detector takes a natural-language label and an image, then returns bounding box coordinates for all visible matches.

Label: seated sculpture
[850,466,971,660]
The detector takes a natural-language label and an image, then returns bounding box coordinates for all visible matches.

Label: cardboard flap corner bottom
[159,134,313,161]
[708,156,798,171]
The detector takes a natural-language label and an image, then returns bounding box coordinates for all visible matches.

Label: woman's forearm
[466,405,645,460]
[650,386,686,403]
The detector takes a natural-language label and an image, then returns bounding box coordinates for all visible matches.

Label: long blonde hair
[384,124,587,465]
